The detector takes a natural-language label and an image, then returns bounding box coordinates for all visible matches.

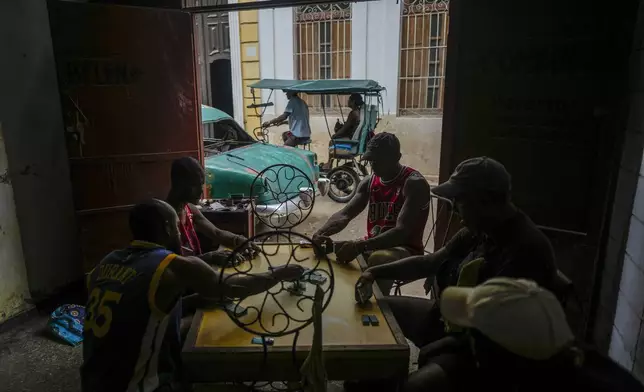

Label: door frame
[228,0,245,127]
[192,1,243,126]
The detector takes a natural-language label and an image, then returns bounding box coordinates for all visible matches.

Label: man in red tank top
[166,157,259,267]
[313,132,431,294]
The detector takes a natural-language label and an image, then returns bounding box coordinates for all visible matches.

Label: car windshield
[203,119,255,157]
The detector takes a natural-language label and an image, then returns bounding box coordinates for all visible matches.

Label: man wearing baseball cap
[432,278,644,392]
[313,132,431,295]
[355,157,559,389]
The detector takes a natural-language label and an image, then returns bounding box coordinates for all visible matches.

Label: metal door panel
[49,1,202,271]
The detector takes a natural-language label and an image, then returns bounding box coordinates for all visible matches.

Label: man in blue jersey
[81,199,305,392]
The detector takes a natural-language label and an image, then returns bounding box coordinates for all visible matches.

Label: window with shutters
[398,0,449,116]
[294,3,352,113]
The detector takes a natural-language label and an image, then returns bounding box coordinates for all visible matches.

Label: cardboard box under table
[182,244,409,383]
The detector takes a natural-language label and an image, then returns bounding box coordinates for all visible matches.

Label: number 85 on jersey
[85,288,123,338]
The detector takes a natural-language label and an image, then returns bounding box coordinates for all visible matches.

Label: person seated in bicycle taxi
[312,132,431,294]
[81,199,304,392]
[321,93,364,171]
[261,90,312,147]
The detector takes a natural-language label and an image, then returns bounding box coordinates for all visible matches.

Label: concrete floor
[0,197,430,392]
[0,313,81,391]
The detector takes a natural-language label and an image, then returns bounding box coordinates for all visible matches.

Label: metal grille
[398,0,449,116]
[294,3,352,113]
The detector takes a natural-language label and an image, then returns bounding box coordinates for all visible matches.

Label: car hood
[204,143,318,202]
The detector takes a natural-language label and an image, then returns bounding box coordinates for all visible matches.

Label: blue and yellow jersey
[81,241,181,392]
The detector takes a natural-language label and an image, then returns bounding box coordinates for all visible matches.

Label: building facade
[218,0,450,178]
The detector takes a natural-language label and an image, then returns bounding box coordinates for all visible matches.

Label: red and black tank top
[366,166,429,253]
[179,204,202,256]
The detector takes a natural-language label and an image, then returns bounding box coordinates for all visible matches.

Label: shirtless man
[81,199,304,392]
[166,157,258,266]
[313,132,431,294]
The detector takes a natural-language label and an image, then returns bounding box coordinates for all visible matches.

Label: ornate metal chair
[211,164,333,392]
[391,193,455,297]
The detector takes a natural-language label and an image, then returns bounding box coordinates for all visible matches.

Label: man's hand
[247,241,262,254]
[311,234,333,258]
[225,250,247,266]
[312,233,332,248]
[357,269,375,288]
[355,271,375,305]
[262,121,271,128]
[234,236,261,257]
[271,264,306,281]
[335,241,362,264]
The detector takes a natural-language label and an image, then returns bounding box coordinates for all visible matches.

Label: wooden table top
[182,244,409,382]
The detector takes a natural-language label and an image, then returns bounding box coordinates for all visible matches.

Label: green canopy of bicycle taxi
[248,79,384,95]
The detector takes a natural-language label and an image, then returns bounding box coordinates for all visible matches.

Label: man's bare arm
[164,255,302,301]
[198,250,246,268]
[265,112,289,126]
[355,175,431,252]
[363,227,476,283]
[332,111,360,139]
[367,248,448,282]
[314,177,371,237]
[190,204,241,249]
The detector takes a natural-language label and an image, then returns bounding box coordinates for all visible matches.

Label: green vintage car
[201,105,328,223]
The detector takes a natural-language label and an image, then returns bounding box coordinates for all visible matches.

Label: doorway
[192,6,232,109]
[210,57,234,117]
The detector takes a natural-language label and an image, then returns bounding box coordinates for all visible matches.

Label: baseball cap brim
[361,150,375,161]
[431,180,464,199]
[439,286,475,328]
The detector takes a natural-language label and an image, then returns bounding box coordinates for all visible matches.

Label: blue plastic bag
[48,304,85,346]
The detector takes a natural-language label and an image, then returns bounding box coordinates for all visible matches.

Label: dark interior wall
[440,0,639,337]
[0,1,81,297]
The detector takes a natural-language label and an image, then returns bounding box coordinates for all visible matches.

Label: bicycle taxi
[247,79,385,203]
